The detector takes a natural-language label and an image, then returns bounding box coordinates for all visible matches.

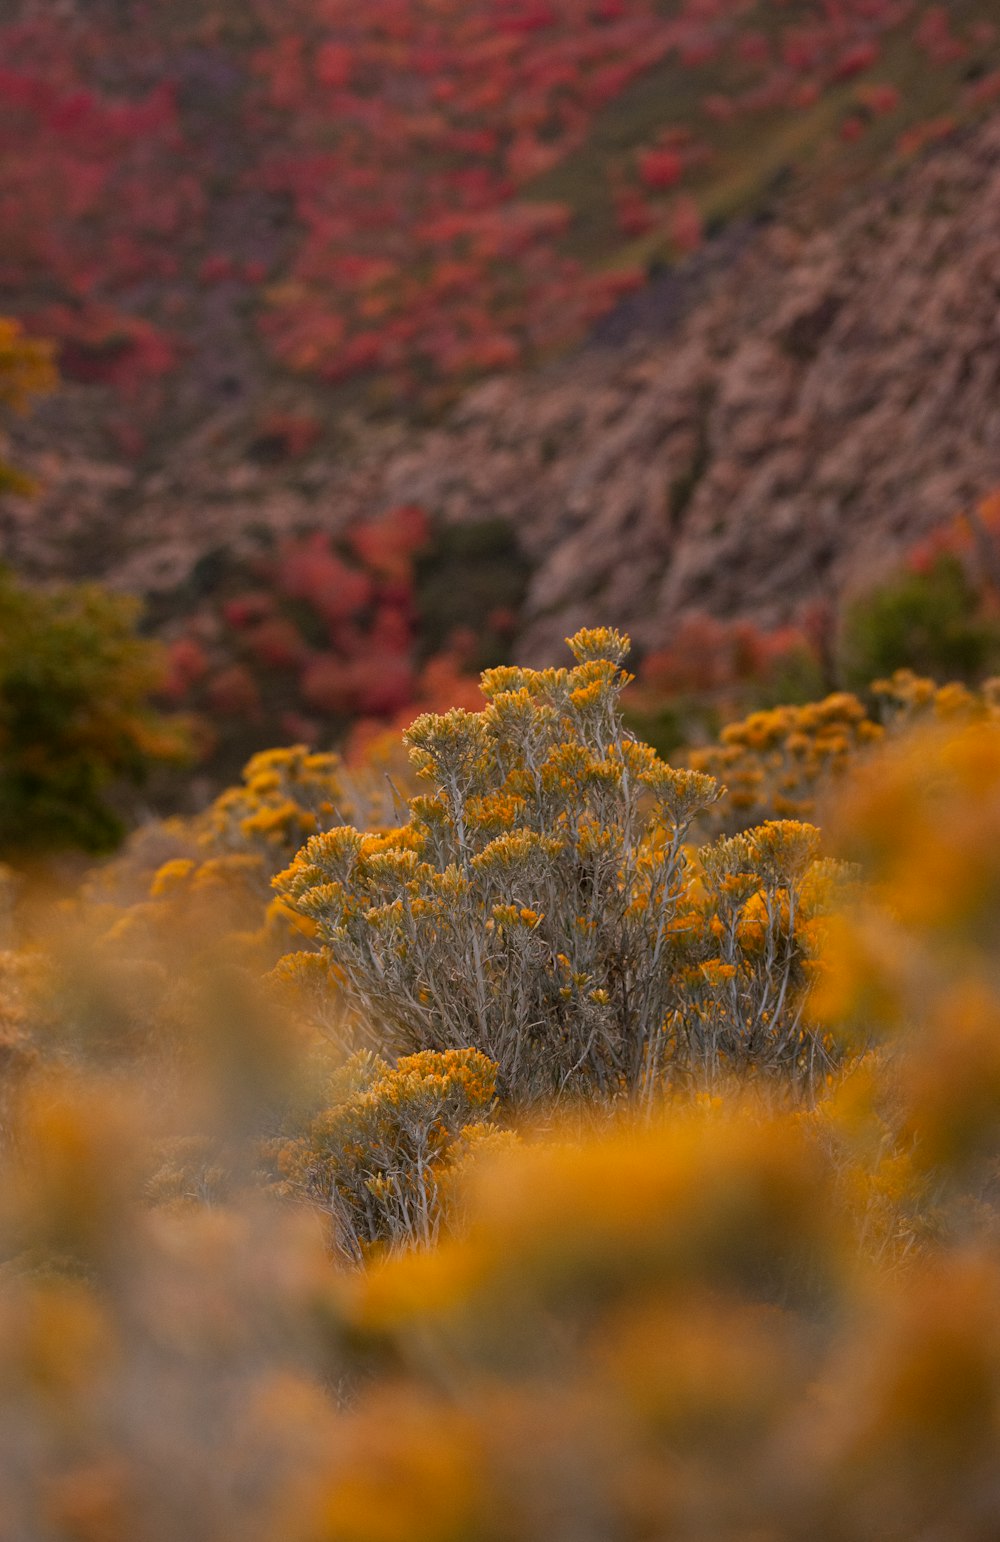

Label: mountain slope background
[1,0,999,691]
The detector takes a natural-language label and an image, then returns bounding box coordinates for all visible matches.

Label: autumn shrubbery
[273,1047,499,1262]
[156,510,525,792]
[1,1,998,424]
[688,659,1000,837]
[623,490,1000,780]
[6,627,1000,1537]
[840,550,1000,690]
[0,319,189,858]
[276,629,835,1105]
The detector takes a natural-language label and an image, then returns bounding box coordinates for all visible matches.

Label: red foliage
[790,81,822,110]
[669,196,703,256]
[243,617,310,671]
[349,653,418,716]
[31,305,176,391]
[314,41,354,89]
[896,114,958,158]
[273,533,374,625]
[206,664,263,718]
[640,614,815,698]
[299,654,355,715]
[345,647,486,763]
[223,593,275,630]
[300,650,416,718]
[162,638,209,701]
[199,254,238,285]
[348,505,430,578]
[165,508,460,762]
[702,94,737,123]
[831,41,881,82]
[916,6,968,67]
[241,0,685,389]
[637,147,684,192]
[278,710,321,743]
[737,32,770,68]
[0,0,995,405]
[614,191,655,238]
[0,44,195,387]
[857,83,901,116]
[907,489,1000,579]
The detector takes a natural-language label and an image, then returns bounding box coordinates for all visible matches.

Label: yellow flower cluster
[691,668,1000,832]
[3,638,1000,1540]
[274,1047,498,1259]
[208,746,360,856]
[275,630,831,1101]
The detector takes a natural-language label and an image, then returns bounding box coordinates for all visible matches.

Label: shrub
[276,629,834,1102]
[274,1047,498,1261]
[157,514,496,793]
[205,745,364,864]
[690,690,885,833]
[8,635,1000,1542]
[690,669,1000,834]
[0,568,189,856]
[839,553,1000,689]
[0,315,55,494]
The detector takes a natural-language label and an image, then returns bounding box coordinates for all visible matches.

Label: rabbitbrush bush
[277,628,836,1102]
[274,1046,499,1262]
[8,682,1000,1540]
[691,667,1000,834]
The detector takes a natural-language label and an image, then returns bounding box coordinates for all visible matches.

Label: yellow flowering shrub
[274,1047,498,1261]
[205,744,392,864]
[276,629,834,1102]
[3,667,1000,1539]
[815,717,1000,1212]
[51,746,394,1060]
[691,668,1000,833]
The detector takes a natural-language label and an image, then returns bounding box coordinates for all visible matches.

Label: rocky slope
[363,111,1000,659]
[4,113,1000,664]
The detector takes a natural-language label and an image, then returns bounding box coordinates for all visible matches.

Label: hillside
[4,108,1000,670]
[3,0,1000,770]
[2,0,997,419]
[367,109,1000,661]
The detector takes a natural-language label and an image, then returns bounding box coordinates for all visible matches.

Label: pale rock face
[4,119,1000,662]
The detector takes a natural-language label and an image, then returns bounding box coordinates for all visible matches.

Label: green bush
[0,568,188,856]
[839,554,1000,688]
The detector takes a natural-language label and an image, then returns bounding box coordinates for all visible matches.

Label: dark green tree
[0,569,188,855]
[839,554,1000,689]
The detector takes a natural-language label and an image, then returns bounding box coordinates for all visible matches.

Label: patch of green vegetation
[839,554,1000,690]
[0,568,189,856]
[414,519,532,671]
[622,700,688,761]
[752,646,830,710]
